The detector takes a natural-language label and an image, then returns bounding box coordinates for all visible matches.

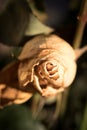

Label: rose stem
[73,0,87,49]
[56,0,87,119]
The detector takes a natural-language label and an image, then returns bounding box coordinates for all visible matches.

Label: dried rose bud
[18,35,77,97]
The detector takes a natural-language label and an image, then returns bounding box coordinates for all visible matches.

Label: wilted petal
[18,35,77,97]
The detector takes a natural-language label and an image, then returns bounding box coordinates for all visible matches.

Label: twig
[58,0,87,119]
[73,0,87,49]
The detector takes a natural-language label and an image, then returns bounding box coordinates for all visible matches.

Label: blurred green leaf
[25,13,54,36]
[0,105,47,130]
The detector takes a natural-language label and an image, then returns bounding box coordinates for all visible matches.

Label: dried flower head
[18,35,77,97]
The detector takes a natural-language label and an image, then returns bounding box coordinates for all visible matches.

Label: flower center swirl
[46,62,59,80]
[34,59,64,89]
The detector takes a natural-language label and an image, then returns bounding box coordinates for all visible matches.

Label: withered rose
[1,34,87,107]
[18,35,77,97]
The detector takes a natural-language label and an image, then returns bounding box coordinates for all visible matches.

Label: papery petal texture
[18,35,77,97]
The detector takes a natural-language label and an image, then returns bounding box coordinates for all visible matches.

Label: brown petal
[0,61,34,107]
[18,35,76,60]
[42,85,64,97]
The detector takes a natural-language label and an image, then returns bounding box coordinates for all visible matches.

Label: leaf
[25,13,54,36]
[0,105,47,130]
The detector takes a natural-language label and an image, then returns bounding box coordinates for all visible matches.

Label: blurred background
[0,0,87,130]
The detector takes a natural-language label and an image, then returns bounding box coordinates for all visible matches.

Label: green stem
[73,0,87,49]
[59,0,87,119]
[80,103,87,130]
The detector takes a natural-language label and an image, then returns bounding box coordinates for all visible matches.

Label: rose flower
[18,35,77,97]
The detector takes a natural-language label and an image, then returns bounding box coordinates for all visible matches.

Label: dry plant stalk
[73,0,87,49]
[0,34,87,108]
